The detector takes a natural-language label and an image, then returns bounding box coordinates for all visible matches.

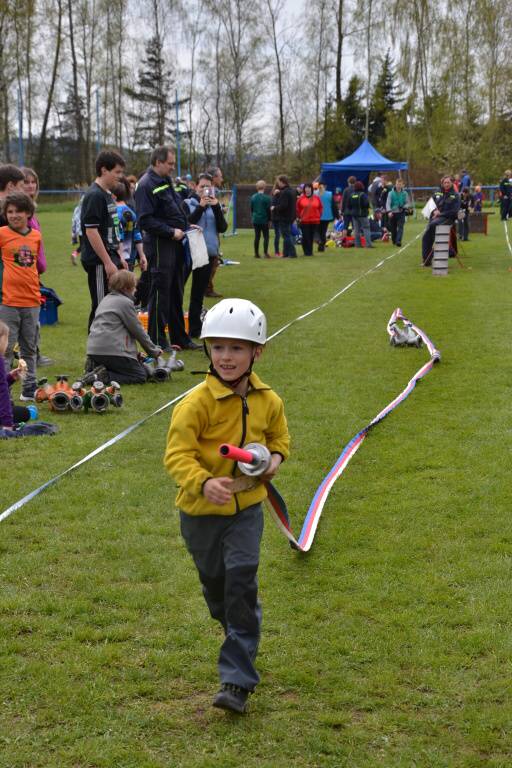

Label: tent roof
[321,139,408,172]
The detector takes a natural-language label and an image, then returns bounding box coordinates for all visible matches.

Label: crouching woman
[87,270,162,384]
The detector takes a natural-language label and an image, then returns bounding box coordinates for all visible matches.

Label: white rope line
[503,220,512,259]
[1,234,419,523]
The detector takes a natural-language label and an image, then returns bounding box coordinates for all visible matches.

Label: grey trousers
[0,305,39,395]
[180,503,264,692]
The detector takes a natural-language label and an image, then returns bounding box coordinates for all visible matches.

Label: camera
[202,186,215,199]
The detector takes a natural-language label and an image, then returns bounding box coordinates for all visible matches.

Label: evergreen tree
[369,51,402,142]
[126,36,188,149]
[342,76,366,149]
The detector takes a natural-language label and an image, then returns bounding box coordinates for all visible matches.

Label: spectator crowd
[0,150,505,426]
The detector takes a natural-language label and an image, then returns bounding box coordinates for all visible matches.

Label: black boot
[212,684,249,714]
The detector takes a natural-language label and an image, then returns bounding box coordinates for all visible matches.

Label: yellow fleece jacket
[164,371,290,516]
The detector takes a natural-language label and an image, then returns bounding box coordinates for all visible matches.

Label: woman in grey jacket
[87,270,162,383]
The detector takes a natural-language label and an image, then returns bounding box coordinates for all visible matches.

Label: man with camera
[135,146,200,351]
[386,178,412,247]
[184,174,228,337]
[421,176,460,266]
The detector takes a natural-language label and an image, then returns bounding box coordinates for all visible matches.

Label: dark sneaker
[82,365,110,385]
[212,684,249,714]
[37,355,54,367]
[84,356,95,374]
[180,341,202,351]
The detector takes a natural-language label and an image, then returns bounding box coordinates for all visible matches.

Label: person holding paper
[421,176,460,266]
[135,146,201,351]
[184,174,228,338]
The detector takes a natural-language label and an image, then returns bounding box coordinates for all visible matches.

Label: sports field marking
[0,234,420,524]
[503,220,512,259]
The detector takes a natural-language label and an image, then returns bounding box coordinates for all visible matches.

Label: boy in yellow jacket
[164,298,290,713]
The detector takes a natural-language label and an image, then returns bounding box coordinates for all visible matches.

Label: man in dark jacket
[347,181,374,248]
[422,176,461,265]
[135,146,200,351]
[341,176,356,235]
[499,170,512,221]
[272,175,297,258]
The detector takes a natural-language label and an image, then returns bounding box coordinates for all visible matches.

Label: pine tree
[342,76,366,149]
[369,51,402,142]
[125,37,188,149]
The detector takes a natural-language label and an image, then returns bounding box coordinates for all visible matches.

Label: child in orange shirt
[0,192,43,400]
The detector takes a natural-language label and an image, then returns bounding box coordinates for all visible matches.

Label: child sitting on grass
[164,298,290,714]
[0,320,31,429]
[0,319,57,438]
[0,191,44,401]
[86,269,162,384]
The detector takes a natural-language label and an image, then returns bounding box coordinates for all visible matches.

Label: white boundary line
[503,220,512,259]
[0,234,420,524]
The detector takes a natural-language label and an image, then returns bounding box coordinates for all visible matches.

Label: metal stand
[432,224,450,276]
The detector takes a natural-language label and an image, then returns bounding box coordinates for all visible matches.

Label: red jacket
[296,193,323,224]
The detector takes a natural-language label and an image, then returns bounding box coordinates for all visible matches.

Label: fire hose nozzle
[219,442,272,477]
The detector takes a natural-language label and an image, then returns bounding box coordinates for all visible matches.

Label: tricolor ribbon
[265,308,441,552]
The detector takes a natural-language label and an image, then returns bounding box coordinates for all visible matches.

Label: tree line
[1,0,511,187]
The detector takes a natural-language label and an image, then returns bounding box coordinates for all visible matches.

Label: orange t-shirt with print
[0,226,42,307]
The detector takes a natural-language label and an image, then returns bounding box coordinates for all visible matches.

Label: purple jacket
[0,356,15,427]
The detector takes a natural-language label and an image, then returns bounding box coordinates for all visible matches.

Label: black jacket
[499,177,512,199]
[134,168,188,239]
[186,193,228,233]
[431,188,460,222]
[347,191,370,217]
[273,186,297,223]
[341,184,355,214]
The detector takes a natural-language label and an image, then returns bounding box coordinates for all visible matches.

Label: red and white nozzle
[219,442,271,477]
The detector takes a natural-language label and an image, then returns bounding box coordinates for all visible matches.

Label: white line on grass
[503,220,512,259]
[0,234,421,523]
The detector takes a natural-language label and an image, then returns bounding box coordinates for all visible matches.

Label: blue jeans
[180,503,264,691]
[352,216,373,248]
[279,221,297,258]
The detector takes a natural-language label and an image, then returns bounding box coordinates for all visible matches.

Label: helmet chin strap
[204,341,257,390]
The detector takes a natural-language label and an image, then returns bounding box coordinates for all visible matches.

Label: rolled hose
[152,366,170,382]
[69,394,84,412]
[109,393,123,408]
[90,392,109,413]
[49,391,70,412]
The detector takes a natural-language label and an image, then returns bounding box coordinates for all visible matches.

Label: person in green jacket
[386,178,412,247]
[250,180,272,258]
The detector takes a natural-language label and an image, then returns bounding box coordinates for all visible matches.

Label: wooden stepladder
[432,224,451,276]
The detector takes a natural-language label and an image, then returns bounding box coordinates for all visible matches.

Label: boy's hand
[260,453,282,483]
[203,477,233,505]
[105,259,118,278]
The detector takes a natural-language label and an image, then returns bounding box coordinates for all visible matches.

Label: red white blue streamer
[265,308,441,552]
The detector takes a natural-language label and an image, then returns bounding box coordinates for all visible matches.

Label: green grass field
[1,208,512,767]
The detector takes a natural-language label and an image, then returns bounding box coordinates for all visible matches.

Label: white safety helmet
[200,298,267,344]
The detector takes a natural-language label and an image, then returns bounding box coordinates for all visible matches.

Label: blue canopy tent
[320,139,408,191]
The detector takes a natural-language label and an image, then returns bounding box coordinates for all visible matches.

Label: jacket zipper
[232,394,250,513]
